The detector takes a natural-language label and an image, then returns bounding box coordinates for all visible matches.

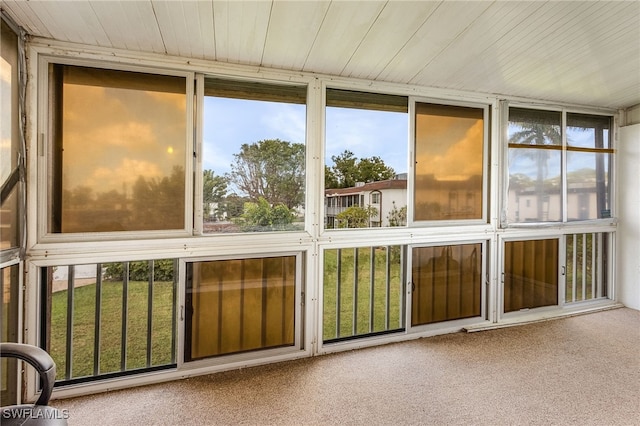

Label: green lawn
[50,248,404,380]
[323,247,404,341]
[51,280,174,380]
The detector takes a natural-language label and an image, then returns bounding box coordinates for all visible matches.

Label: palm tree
[509,120,562,221]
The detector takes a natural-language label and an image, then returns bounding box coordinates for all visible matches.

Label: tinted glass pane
[1,21,20,250]
[50,65,187,233]
[414,103,484,221]
[202,80,306,233]
[504,239,558,312]
[1,264,20,405]
[411,244,482,326]
[325,89,408,229]
[508,108,562,223]
[186,256,296,360]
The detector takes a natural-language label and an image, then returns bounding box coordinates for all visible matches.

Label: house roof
[325,179,407,196]
[2,1,639,110]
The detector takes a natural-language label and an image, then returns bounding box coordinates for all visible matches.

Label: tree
[238,197,295,231]
[336,205,378,228]
[327,150,395,189]
[228,139,304,209]
[202,169,228,220]
[387,202,407,227]
[509,121,561,220]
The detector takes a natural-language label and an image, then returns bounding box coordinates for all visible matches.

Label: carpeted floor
[54,308,640,425]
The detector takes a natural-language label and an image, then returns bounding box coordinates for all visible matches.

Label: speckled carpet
[54,307,639,426]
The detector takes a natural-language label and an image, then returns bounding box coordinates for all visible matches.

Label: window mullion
[561,110,568,223]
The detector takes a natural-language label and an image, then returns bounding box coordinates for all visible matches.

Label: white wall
[617,124,640,310]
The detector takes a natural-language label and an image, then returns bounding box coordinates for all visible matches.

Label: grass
[323,246,403,341]
[50,248,403,379]
[51,280,174,381]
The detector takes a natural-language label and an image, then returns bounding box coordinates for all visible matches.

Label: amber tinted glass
[504,239,558,312]
[414,103,484,221]
[411,244,482,326]
[1,264,20,405]
[186,256,296,360]
[50,65,187,233]
[1,21,20,250]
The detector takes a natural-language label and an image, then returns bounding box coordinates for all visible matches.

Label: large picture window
[48,64,188,234]
[414,103,485,222]
[202,79,306,233]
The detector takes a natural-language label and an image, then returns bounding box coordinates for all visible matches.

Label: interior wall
[617,124,640,310]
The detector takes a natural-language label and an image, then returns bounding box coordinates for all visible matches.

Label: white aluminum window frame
[408,97,491,228]
[34,55,196,244]
[406,239,489,334]
[176,251,306,372]
[500,102,617,229]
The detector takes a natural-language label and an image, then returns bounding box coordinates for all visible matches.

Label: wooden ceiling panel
[212,0,271,65]
[302,1,385,75]
[261,1,330,71]
[1,0,638,109]
[341,1,442,81]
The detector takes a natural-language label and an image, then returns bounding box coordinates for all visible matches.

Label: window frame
[194,73,310,236]
[501,103,616,228]
[406,239,488,333]
[36,56,195,243]
[409,97,490,228]
[177,250,305,369]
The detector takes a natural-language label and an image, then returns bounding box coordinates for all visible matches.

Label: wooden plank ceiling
[3,0,639,109]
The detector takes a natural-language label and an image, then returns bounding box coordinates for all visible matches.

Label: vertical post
[93,264,102,376]
[369,247,375,333]
[336,249,342,339]
[121,262,129,371]
[581,234,587,301]
[385,246,391,330]
[146,260,154,367]
[353,247,359,336]
[65,266,74,380]
[571,234,577,302]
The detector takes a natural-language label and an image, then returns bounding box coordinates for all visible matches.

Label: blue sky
[202,97,408,178]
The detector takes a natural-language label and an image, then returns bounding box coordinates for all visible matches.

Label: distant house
[325,176,407,228]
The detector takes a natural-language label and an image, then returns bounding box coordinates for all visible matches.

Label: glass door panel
[504,239,558,312]
[185,256,297,361]
[411,243,482,326]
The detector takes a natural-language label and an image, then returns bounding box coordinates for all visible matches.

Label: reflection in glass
[50,65,187,233]
[414,103,484,221]
[186,256,296,360]
[566,113,612,220]
[325,89,408,229]
[1,21,20,250]
[504,239,558,312]
[507,108,562,223]
[411,244,482,326]
[202,79,306,233]
[1,265,20,405]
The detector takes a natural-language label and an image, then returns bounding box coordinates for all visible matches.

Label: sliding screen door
[186,256,297,361]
